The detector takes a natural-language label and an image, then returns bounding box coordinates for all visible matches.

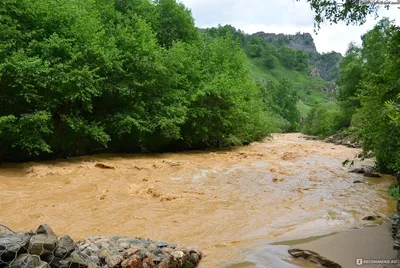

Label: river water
[0,133,396,267]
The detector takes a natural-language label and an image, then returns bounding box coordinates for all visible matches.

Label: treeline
[0,0,300,161]
[303,18,400,172]
[245,38,310,71]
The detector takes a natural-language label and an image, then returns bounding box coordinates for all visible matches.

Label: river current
[0,133,395,267]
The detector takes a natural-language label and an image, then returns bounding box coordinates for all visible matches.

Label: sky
[179,0,400,55]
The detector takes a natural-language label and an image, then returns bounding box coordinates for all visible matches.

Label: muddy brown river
[0,133,396,267]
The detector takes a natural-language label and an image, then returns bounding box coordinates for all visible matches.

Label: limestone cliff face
[253,32,318,53]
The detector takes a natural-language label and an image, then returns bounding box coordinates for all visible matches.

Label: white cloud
[180,0,400,54]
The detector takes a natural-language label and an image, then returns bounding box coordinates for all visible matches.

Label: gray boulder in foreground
[0,224,203,268]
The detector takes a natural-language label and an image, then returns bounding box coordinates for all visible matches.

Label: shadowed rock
[288,248,342,268]
[350,168,365,174]
[0,225,203,268]
[364,172,381,178]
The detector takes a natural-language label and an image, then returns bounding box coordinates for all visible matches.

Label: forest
[0,0,299,161]
[303,18,400,173]
[1,0,399,175]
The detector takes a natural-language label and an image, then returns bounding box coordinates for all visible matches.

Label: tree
[298,0,388,30]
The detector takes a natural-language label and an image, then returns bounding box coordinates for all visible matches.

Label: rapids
[0,133,395,267]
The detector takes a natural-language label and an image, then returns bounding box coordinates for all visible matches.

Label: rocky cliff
[253,32,318,53]
[252,32,343,83]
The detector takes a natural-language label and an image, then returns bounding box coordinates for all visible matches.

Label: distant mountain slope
[201,26,342,118]
[251,32,343,82]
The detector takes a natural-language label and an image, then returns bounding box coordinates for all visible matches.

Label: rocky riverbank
[392,175,400,252]
[0,224,202,268]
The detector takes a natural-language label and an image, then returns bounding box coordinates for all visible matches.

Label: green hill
[247,57,335,118]
[203,25,342,119]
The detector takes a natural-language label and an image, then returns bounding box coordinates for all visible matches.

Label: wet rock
[42,255,62,268]
[171,251,187,266]
[188,253,200,266]
[142,257,156,267]
[37,261,52,268]
[10,253,41,268]
[36,224,57,237]
[289,249,342,268]
[147,243,157,252]
[88,263,99,268]
[98,248,110,260]
[121,255,142,268]
[55,235,76,258]
[364,172,381,178]
[350,168,365,174]
[353,180,366,184]
[28,234,58,256]
[0,224,203,268]
[362,216,377,221]
[0,233,31,261]
[95,163,115,169]
[60,251,89,268]
[397,197,400,213]
[105,254,123,267]
[124,248,140,258]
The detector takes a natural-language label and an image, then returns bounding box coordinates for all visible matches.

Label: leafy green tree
[337,43,362,126]
[265,79,300,131]
[297,0,386,29]
[151,0,199,48]
[354,19,400,171]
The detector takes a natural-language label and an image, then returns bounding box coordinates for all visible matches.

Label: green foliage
[264,79,300,131]
[302,18,400,172]
[337,43,362,127]
[0,0,283,161]
[354,19,400,172]
[389,184,400,200]
[302,102,345,136]
[297,0,383,30]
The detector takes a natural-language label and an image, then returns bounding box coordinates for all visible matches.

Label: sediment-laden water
[0,133,395,267]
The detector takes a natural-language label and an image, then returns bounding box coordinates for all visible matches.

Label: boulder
[364,172,381,178]
[362,216,377,221]
[55,235,76,258]
[9,253,41,268]
[350,168,365,174]
[121,255,142,268]
[0,233,32,262]
[59,251,89,268]
[28,234,58,256]
[105,254,123,267]
[289,249,342,268]
[36,224,57,237]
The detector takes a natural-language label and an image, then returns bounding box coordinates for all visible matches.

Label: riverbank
[292,223,398,267]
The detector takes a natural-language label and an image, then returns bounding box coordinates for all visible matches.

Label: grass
[389,184,400,200]
[247,57,334,118]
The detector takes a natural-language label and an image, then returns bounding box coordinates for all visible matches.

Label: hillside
[203,26,343,119]
[245,32,342,118]
[248,57,335,117]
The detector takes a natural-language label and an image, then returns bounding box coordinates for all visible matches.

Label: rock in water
[364,172,381,178]
[288,248,342,268]
[350,168,365,174]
